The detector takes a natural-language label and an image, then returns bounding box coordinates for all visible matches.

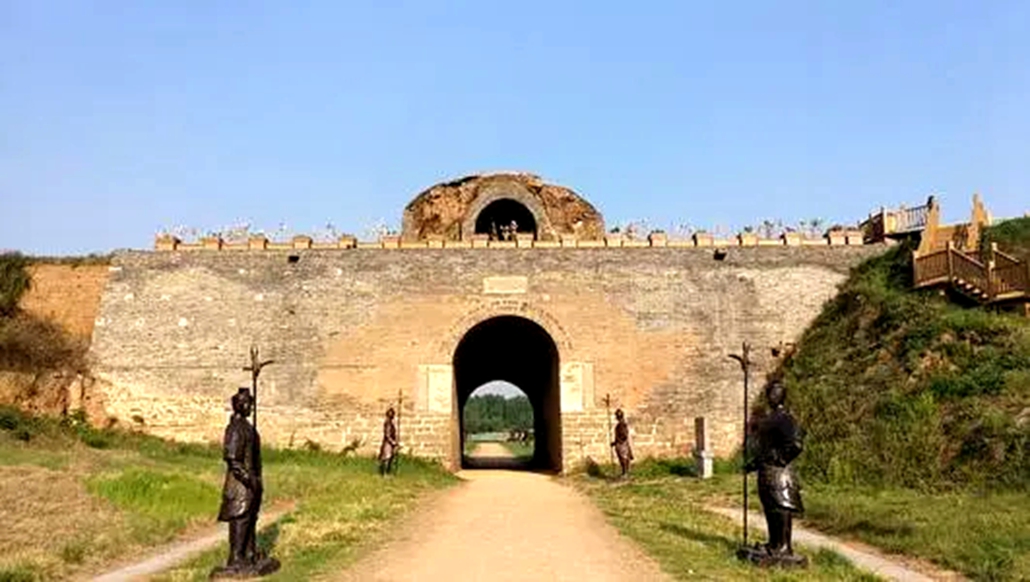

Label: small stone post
[694,417,713,479]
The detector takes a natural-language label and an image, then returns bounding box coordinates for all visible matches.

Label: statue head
[386,407,395,420]
[615,408,624,421]
[765,381,786,408]
[231,387,254,417]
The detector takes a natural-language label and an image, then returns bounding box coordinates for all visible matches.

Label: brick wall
[89,246,883,471]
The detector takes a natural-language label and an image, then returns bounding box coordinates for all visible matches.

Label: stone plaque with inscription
[560,362,594,412]
[417,364,453,413]
[483,276,528,295]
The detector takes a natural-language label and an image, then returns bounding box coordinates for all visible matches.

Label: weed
[0,566,38,582]
[59,539,90,564]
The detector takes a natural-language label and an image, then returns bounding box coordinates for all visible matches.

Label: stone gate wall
[89,246,883,471]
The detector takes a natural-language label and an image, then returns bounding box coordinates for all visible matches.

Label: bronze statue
[611,408,633,478]
[738,381,808,568]
[212,388,279,578]
[378,407,398,476]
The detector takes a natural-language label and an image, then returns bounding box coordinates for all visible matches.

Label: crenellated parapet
[154,228,867,251]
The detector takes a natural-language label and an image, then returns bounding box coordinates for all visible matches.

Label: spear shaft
[604,393,614,469]
[243,346,274,432]
[729,342,751,548]
[395,389,402,474]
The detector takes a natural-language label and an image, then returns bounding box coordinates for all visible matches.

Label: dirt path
[336,443,671,582]
[468,441,512,458]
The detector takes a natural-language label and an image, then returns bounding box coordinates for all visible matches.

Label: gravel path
[336,442,672,582]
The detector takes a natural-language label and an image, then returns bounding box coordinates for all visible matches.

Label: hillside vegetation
[982,215,1030,263]
[780,236,1029,491]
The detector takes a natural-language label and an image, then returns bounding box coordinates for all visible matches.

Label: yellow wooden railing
[914,243,1029,302]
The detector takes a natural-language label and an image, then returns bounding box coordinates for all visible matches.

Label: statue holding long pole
[732,343,809,568]
[728,341,752,549]
[212,346,279,578]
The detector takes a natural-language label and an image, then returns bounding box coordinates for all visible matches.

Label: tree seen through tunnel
[462,383,535,466]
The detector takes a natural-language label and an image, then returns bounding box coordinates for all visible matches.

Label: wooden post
[946,241,955,281]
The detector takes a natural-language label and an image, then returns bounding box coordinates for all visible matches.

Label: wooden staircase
[914,243,1030,314]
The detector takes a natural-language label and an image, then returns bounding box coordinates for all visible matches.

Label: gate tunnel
[453,316,561,471]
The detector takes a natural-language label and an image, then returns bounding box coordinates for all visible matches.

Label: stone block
[201,236,223,250]
[738,233,758,247]
[693,233,714,247]
[155,235,180,251]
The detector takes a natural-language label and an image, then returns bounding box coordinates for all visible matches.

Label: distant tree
[463,394,533,434]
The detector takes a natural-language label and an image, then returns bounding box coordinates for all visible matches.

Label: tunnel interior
[474,199,538,240]
[453,316,561,471]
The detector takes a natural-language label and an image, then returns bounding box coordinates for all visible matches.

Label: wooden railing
[913,249,950,286]
[952,251,990,293]
[994,248,1022,270]
[893,205,930,233]
[864,202,932,240]
[914,245,1029,302]
[993,263,1030,298]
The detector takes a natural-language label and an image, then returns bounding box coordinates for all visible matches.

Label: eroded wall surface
[90,246,882,470]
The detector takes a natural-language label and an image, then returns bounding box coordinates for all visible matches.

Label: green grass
[570,464,881,581]
[85,468,221,544]
[802,485,1030,582]
[501,440,534,460]
[0,407,457,581]
[0,566,41,582]
[619,458,1030,581]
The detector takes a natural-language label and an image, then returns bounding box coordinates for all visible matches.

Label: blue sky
[2,1,1028,255]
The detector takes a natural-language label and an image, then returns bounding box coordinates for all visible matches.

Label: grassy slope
[765,237,1030,580]
[781,241,1029,490]
[982,216,1030,263]
[0,408,456,581]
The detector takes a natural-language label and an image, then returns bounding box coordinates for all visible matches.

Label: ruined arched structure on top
[401,172,606,242]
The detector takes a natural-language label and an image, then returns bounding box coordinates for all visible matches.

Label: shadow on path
[462,455,536,471]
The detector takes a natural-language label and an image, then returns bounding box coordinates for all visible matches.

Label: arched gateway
[453,316,562,471]
[92,171,881,474]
